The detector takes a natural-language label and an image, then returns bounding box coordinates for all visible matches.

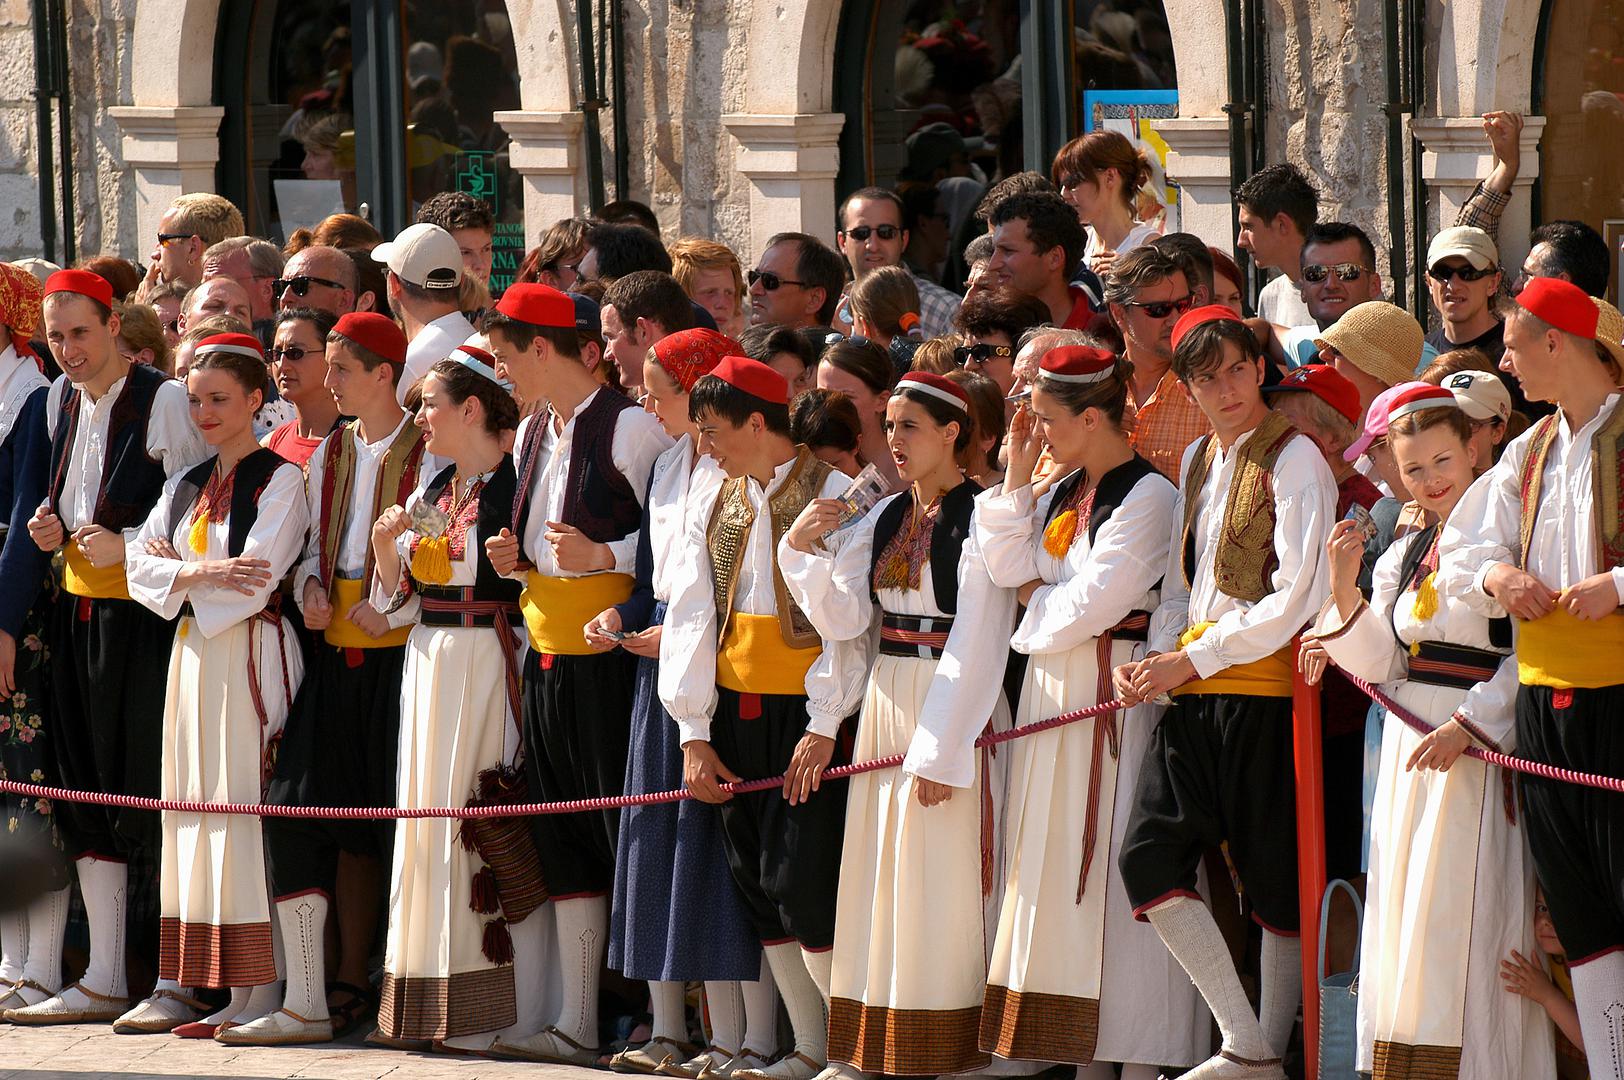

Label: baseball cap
[573,293,602,337]
[1426,226,1499,273]
[1264,363,1361,426]
[1345,380,1429,462]
[1440,369,1510,423]
[372,223,462,290]
[1315,302,1424,390]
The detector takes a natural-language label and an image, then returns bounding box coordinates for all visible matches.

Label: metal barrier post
[1293,648,1326,1080]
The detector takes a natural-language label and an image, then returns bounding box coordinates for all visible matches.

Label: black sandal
[326,980,377,1038]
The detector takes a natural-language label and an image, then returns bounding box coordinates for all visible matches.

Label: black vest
[1045,455,1162,548]
[868,478,982,613]
[166,449,290,558]
[513,390,641,547]
[1394,523,1512,649]
[423,457,524,603]
[48,364,170,530]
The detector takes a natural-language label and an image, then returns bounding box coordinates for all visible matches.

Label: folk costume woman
[119,334,309,1036]
[974,346,1209,1079]
[367,353,530,1049]
[779,371,1015,1080]
[587,329,780,1077]
[1305,385,1553,1079]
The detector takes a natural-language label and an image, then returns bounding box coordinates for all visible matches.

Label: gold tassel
[1412,571,1440,623]
[1043,509,1078,559]
[187,510,210,555]
[411,535,454,585]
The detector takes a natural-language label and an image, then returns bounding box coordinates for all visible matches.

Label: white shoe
[660,1045,736,1077]
[111,988,209,1034]
[1165,1051,1288,1080]
[490,1024,602,1065]
[0,978,54,1015]
[734,1051,825,1080]
[215,1007,334,1046]
[708,1048,777,1078]
[4,981,130,1025]
[613,1036,703,1074]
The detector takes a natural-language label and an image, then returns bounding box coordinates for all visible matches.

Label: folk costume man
[1438,277,1624,1080]
[482,283,671,1064]
[251,312,428,1045]
[12,270,206,1029]
[1113,306,1335,1080]
[658,356,868,1080]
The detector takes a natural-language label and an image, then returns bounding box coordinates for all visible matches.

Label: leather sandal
[490,1024,602,1065]
[5,980,131,1025]
[660,1045,736,1078]
[733,1051,824,1080]
[613,1035,703,1074]
[216,1008,335,1046]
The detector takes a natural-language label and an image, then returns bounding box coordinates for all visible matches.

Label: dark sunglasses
[1125,294,1195,320]
[272,274,348,299]
[1427,263,1497,283]
[1302,262,1371,284]
[825,332,875,348]
[843,225,901,242]
[955,343,1013,367]
[156,231,195,246]
[748,269,807,292]
[269,345,313,363]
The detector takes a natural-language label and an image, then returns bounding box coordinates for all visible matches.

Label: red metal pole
[1293,648,1327,1080]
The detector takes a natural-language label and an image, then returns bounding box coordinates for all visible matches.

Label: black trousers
[710,688,849,949]
[522,649,637,898]
[47,592,175,861]
[1119,692,1301,934]
[1517,683,1624,963]
[264,642,407,898]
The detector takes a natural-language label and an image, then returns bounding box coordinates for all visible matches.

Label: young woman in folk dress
[116,339,308,1037]
[974,346,1209,1079]
[780,371,1015,1080]
[1303,385,1554,1079]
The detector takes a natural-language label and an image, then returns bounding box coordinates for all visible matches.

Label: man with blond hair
[144,193,245,293]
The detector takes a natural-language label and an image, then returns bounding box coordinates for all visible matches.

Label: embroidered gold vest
[1180,410,1301,604]
[1518,399,1624,574]
[707,446,833,648]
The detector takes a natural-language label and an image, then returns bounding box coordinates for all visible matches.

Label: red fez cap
[194,332,266,362]
[43,268,115,310]
[496,283,576,330]
[333,312,407,367]
[897,370,971,413]
[1516,277,1601,341]
[1385,384,1460,425]
[1265,363,1361,425]
[708,355,789,406]
[653,328,740,392]
[1040,345,1117,383]
[1170,304,1244,352]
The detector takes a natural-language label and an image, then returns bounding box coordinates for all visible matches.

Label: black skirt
[0,576,69,908]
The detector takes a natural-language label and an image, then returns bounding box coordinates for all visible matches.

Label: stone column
[721,113,845,260]
[1412,115,1546,271]
[1156,116,1235,248]
[107,105,226,250]
[495,110,587,246]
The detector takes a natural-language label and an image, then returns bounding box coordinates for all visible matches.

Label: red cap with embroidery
[1385,384,1461,425]
[897,370,971,413]
[43,268,115,310]
[1170,304,1244,352]
[496,283,576,330]
[333,312,407,367]
[1266,363,1361,425]
[708,355,789,405]
[1039,345,1117,383]
[654,328,741,392]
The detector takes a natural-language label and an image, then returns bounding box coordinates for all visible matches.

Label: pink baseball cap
[1344,380,1429,462]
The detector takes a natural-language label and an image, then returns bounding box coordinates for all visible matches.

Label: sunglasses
[955,343,1013,366]
[843,225,901,242]
[748,269,807,291]
[156,232,195,247]
[1427,263,1497,283]
[269,345,313,363]
[1302,262,1371,284]
[1125,294,1195,320]
[824,332,877,348]
[272,274,348,299]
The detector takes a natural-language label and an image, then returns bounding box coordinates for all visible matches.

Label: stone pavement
[0,1022,606,1079]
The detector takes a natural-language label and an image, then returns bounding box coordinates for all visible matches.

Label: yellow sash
[1516,608,1624,690]
[62,543,129,600]
[716,612,822,697]
[1171,621,1294,698]
[521,572,634,655]
[322,576,412,649]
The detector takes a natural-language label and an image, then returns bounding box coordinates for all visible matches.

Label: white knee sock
[1258,930,1301,1057]
[0,907,26,982]
[704,980,745,1052]
[800,948,831,1008]
[1570,950,1624,1080]
[507,910,550,1038]
[650,979,687,1042]
[21,887,67,995]
[75,857,128,999]
[237,979,283,1023]
[764,942,825,1063]
[204,986,252,1026]
[1145,896,1271,1063]
[552,897,607,1048]
[741,952,781,1056]
[277,894,329,1020]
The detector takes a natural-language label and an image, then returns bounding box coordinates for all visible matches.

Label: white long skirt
[159,614,301,988]
[828,652,1000,1076]
[379,624,519,1040]
[983,636,1210,1068]
[1357,680,1554,1079]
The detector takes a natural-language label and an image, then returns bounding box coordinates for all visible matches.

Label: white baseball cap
[1441,368,1511,423]
[1426,226,1499,273]
[373,223,462,290]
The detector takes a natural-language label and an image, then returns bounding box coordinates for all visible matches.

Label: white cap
[1426,226,1499,272]
[1441,368,1511,423]
[373,223,462,290]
